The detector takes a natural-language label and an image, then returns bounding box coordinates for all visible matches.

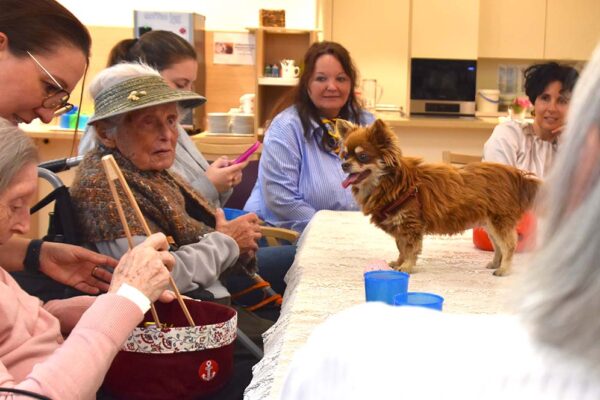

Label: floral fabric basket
[102,299,237,400]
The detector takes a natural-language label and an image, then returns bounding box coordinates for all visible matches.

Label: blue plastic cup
[364,270,409,305]
[76,114,90,130]
[394,291,444,311]
[223,207,249,221]
[59,113,73,129]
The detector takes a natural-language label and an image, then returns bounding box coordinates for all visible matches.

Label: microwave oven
[410,58,477,116]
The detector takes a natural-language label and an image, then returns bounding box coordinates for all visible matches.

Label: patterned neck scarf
[70,145,216,245]
[321,117,343,155]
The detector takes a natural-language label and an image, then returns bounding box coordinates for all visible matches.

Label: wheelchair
[14,156,273,360]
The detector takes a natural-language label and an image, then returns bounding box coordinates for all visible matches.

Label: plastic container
[473,211,537,253]
[59,106,78,128]
[223,208,249,221]
[72,114,90,130]
[476,89,500,113]
[364,270,409,305]
[394,292,444,311]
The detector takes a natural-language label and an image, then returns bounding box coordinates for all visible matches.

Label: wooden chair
[260,226,300,246]
[442,151,481,166]
[195,142,261,162]
[191,134,261,162]
[191,135,262,209]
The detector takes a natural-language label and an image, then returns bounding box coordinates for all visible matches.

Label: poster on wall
[213,32,255,65]
[134,11,204,44]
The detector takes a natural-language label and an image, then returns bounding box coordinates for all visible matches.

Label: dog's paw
[493,268,511,277]
[398,262,415,274]
[486,261,500,269]
[389,260,414,274]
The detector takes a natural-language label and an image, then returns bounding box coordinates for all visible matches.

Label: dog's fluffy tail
[519,172,541,211]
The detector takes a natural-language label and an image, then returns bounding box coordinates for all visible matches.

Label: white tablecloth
[244,210,529,400]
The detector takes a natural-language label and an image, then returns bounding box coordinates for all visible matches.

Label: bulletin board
[204,31,256,115]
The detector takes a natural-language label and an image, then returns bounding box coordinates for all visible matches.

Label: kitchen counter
[376,112,501,130]
[21,123,82,137]
[371,112,502,163]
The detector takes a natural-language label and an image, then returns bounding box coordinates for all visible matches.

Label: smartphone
[233,141,261,164]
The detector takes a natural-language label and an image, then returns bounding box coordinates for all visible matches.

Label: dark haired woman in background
[483,62,579,178]
[79,30,246,207]
[244,41,375,232]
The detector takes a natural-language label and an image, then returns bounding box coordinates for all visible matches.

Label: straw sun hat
[88,75,206,124]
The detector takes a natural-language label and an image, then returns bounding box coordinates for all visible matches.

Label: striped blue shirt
[244,106,375,232]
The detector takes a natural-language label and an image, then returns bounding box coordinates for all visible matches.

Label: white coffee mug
[280,59,300,79]
[239,93,255,114]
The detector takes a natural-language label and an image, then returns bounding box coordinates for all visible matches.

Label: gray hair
[518,44,600,368]
[0,118,38,193]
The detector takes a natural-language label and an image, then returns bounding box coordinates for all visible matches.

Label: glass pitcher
[361,79,384,110]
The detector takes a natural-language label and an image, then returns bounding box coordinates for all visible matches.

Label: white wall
[58,0,317,30]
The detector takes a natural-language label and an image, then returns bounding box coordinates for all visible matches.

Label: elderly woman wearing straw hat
[69,64,269,328]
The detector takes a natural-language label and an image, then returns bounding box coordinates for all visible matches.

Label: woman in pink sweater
[0,121,175,399]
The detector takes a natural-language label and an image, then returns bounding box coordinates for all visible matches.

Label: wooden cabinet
[330,0,410,114]
[478,0,545,59]
[479,0,600,60]
[251,28,317,134]
[411,0,479,59]
[545,0,600,60]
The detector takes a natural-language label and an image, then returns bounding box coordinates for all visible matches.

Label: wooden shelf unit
[251,28,318,133]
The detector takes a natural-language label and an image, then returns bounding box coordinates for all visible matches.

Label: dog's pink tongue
[342,174,358,189]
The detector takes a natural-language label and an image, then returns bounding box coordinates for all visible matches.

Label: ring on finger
[91,265,99,278]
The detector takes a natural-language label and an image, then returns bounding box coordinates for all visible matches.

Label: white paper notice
[213,32,256,65]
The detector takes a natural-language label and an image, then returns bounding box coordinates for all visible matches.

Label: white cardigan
[280,302,600,400]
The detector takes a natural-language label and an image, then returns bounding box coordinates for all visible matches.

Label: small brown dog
[338,119,540,276]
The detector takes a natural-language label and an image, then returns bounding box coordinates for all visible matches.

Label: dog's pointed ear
[369,119,402,166]
[370,119,394,147]
[335,119,355,139]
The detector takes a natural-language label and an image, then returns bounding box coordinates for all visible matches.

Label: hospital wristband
[116,283,151,314]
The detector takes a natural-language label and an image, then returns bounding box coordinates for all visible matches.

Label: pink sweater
[0,268,142,399]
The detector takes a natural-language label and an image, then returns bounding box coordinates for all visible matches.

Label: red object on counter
[473,211,537,253]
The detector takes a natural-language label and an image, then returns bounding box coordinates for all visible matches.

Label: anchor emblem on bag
[199,359,219,381]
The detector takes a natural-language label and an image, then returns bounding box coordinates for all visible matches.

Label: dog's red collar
[373,185,419,221]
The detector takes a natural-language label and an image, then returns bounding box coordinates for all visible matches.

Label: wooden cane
[101,155,195,326]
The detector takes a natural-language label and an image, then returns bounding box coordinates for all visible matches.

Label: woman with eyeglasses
[0,4,181,399]
[0,0,119,296]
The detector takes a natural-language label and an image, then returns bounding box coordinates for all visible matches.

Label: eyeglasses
[27,51,74,116]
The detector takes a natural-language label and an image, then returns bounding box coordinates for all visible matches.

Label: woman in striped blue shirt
[244,41,375,232]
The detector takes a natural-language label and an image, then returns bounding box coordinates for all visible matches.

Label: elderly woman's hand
[108,233,175,302]
[214,208,261,254]
[205,156,249,193]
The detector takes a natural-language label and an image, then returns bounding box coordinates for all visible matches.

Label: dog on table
[337,119,540,276]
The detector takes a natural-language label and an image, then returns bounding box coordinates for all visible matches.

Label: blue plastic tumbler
[223,208,249,221]
[394,291,444,311]
[364,270,409,305]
